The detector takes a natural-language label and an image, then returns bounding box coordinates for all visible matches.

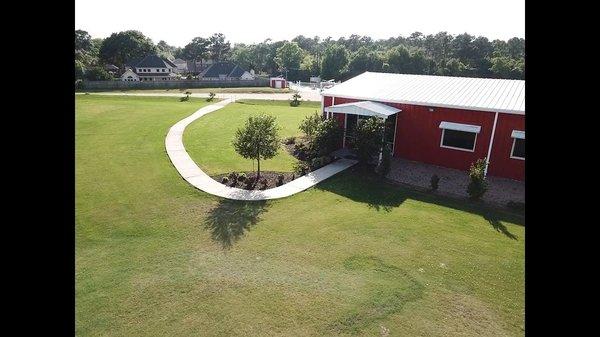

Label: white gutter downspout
[485,112,499,177]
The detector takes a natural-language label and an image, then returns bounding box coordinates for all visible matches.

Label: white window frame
[439,121,480,152]
[510,130,525,160]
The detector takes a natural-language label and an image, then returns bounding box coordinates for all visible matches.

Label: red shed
[322,72,525,181]
[270,77,287,89]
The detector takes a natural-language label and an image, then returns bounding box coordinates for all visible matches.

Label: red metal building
[322,72,525,181]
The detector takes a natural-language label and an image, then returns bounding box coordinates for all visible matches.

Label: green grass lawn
[184,99,321,175]
[76,95,525,337]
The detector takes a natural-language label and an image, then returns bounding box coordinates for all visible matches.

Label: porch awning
[324,101,401,118]
[511,130,525,139]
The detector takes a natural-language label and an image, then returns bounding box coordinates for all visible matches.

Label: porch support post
[379,116,387,162]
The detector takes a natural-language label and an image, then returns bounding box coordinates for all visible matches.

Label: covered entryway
[323,100,401,152]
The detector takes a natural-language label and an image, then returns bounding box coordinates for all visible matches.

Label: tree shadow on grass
[203,199,270,249]
[316,165,523,239]
[484,213,518,240]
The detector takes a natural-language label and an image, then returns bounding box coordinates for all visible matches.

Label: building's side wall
[487,113,525,181]
[393,103,495,172]
[322,95,524,181]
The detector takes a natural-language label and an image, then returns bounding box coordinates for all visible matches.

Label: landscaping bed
[211,171,297,190]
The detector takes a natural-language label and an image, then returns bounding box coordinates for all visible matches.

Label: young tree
[232,115,280,181]
[353,117,385,163]
[298,112,321,142]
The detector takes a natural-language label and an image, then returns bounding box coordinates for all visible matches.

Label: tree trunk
[257,157,260,182]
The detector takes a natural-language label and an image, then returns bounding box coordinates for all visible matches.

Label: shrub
[430,174,440,191]
[312,118,343,157]
[290,93,301,107]
[293,161,310,176]
[375,144,392,176]
[293,141,314,161]
[228,172,238,182]
[354,117,385,164]
[291,174,295,180]
[221,177,229,184]
[467,158,488,200]
[299,112,321,141]
[311,157,323,170]
[276,174,284,186]
[237,173,247,182]
[207,92,216,102]
[284,136,296,145]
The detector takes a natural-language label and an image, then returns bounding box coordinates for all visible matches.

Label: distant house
[200,62,254,80]
[172,58,188,74]
[121,69,139,81]
[121,54,178,81]
[187,59,215,75]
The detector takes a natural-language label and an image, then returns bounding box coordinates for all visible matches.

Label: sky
[75,0,524,47]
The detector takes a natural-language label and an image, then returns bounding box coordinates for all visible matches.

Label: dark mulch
[211,171,298,191]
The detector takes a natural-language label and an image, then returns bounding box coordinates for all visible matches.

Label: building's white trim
[510,137,525,160]
[322,94,524,115]
[439,128,477,152]
[484,112,499,176]
[439,121,481,133]
[511,130,525,139]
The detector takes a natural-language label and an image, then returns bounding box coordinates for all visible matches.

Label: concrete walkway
[77,90,322,102]
[165,99,357,200]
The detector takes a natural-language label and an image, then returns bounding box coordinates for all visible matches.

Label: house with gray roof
[200,62,254,80]
[121,54,178,81]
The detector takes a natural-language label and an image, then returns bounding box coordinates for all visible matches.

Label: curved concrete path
[165,99,357,200]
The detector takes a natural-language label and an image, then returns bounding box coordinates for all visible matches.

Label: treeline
[75,30,524,81]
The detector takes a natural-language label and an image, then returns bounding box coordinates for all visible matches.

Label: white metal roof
[439,121,482,133]
[322,72,525,115]
[324,101,401,118]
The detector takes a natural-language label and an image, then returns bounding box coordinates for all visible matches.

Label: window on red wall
[441,129,477,151]
[511,138,525,159]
